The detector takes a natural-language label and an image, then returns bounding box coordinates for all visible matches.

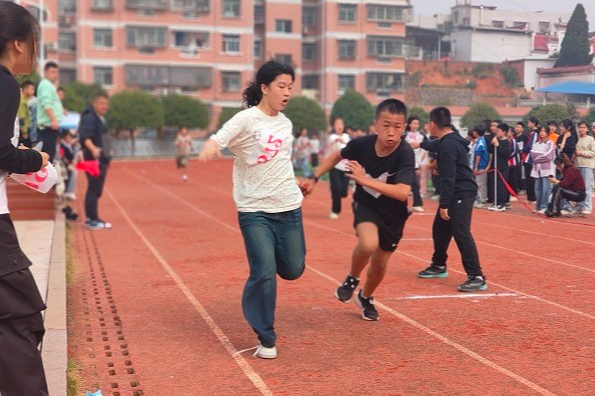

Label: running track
[68,159,595,396]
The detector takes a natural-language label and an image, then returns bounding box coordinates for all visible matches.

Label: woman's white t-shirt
[327,133,351,171]
[210,106,303,213]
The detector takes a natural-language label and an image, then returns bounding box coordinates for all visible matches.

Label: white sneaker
[254,343,277,359]
[582,210,592,215]
[412,206,425,212]
[182,174,188,182]
[537,209,546,215]
[64,192,77,201]
[560,209,571,217]
[509,196,518,202]
[474,202,486,209]
[329,212,339,220]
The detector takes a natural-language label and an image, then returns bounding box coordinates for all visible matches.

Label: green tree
[408,106,429,126]
[283,96,327,134]
[63,82,103,113]
[107,90,164,154]
[461,103,501,129]
[524,104,574,125]
[162,94,209,129]
[555,4,593,67]
[217,107,243,129]
[584,108,595,127]
[15,71,41,86]
[500,65,520,87]
[330,89,375,130]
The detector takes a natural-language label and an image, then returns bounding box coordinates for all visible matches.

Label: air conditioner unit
[45,42,58,52]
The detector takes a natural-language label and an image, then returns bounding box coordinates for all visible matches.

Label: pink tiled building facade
[21,0,411,126]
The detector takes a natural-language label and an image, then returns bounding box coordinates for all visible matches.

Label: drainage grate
[78,228,144,396]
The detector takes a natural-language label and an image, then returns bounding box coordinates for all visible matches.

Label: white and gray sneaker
[86,220,112,230]
[253,343,277,359]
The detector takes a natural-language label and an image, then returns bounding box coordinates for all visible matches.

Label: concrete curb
[42,210,67,396]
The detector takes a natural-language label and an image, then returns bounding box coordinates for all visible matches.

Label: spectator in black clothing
[514,121,527,192]
[59,130,79,221]
[417,107,486,292]
[0,3,51,395]
[545,155,586,217]
[79,91,112,230]
[557,119,578,161]
[522,116,540,203]
[487,123,511,211]
[506,126,520,204]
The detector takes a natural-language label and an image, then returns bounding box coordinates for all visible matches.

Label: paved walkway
[14,215,67,396]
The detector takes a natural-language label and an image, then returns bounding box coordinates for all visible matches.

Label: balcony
[58,15,76,28]
[172,0,210,13]
[126,0,167,11]
[91,0,114,12]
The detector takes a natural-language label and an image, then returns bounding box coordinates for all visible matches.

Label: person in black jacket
[78,91,112,230]
[487,123,512,211]
[417,108,486,292]
[0,3,51,395]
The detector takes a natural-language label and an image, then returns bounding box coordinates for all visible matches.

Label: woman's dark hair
[405,115,419,132]
[528,116,540,126]
[243,60,295,108]
[547,120,558,128]
[560,119,578,138]
[0,2,38,69]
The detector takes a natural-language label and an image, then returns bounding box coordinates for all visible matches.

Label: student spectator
[530,126,556,214]
[309,132,321,169]
[546,155,586,218]
[326,117,350,219]
[293,127,312,178]
[522,117,540,204]
[557,119,578,161]
[37,61,64,163]
[18,80,35,147]
[547,120,559,145]
[471,124,489,208]
[514,122,527,194]
[404,116,427,212]
[487,123,511,211]
[506,126,521,204]
[575,121,594,214]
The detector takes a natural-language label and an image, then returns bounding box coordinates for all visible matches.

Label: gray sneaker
[458,276,487,292]
[86,220,112,231]
[418,265,448,278]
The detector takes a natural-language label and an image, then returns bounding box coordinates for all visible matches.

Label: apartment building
[22,0,411,123]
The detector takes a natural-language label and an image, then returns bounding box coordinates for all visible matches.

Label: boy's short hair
[497,123,509,132]
[528,116,539,126]
[492,119,502,124]
[21,80,34,89]
[473,124,486,136]
[516,121,525,128]
[375,99,407,119]
[429,107,451,128]
[44,61,59,71]
[179,125,188,131]
[547,120,558,128]
[93,90,110,101]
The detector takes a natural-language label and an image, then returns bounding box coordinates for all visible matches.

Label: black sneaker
[335,275,360,303]
[354,290,379,321]
[458,276,488,292]
[418,264,448,278]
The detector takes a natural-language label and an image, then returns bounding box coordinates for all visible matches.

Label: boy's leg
[449,197,483,277]
[273,209,306,281]
[412,172,423,207]
[239,212,278,348]
[329,168,342,215]
[431,209,452,267]
[340,170,349,198]
[350,222,379,278]
[361,248,392,298]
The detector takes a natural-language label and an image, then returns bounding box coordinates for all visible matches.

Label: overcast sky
[411,0,595,28]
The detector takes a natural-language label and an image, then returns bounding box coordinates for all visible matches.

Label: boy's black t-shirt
[341,134,414,217]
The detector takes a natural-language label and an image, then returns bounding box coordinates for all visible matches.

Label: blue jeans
[294,156,311,178]
[578,167,593,211]
[238,208,306,348]
[534,177,551,211]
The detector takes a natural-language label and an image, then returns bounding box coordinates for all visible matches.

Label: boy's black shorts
[352,201,411,252]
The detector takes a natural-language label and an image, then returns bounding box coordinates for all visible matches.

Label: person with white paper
[0,2,51,395]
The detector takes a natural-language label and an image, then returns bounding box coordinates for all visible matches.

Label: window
[338,4,357,23]
[513,21,527,29]
[275,54,292,65]
[60,69,76,85]
[126,27,167,48]
[275,19,292,33]
[173,31,210,50]
[222,0,240,17]
[492,20,504,28]
[91,0,113,11]
[366,5,404,22]
[172,0,210,12]
[254,5,264,23]
[302,43,316,61]
[338,75,355,91]
[222,34,240,53]
[93,29,113,48]
[367,36,404,57]
[58,32,76,51]
[303,6,317,27]
[254,39,262,58]
[58,0,76,14]
[126,0,167,9]
[302,75,319,89]
[222,71,241,91]
[125,65,212,89]
[338,40,356,60]
[94,67,113,86]
[539,21,550,33]
[366,73,402,93]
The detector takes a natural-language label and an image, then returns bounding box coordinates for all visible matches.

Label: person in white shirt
[309,132,321,168]
[326,117,351,219]
[403,116,427,212]
[293,127,311,178]
[199,61,306,360]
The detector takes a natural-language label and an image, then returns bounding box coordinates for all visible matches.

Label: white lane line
[105,188,273,396]
[125,168,557,396]
[385,293,518,300]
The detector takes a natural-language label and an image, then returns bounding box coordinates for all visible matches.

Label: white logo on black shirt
[362,170,395,199]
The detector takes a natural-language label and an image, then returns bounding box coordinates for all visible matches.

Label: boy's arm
[345,160,411,201]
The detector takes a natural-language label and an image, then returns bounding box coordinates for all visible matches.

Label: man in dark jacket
[417,107,487,292]
[78,91,112,230]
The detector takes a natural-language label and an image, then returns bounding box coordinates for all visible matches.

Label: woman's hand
[198,139,222,163]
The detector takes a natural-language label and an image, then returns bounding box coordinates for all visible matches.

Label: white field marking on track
[125,169,559,396]
[105,188,273,396]
[303,219,595,322]
[384,293,518,300]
